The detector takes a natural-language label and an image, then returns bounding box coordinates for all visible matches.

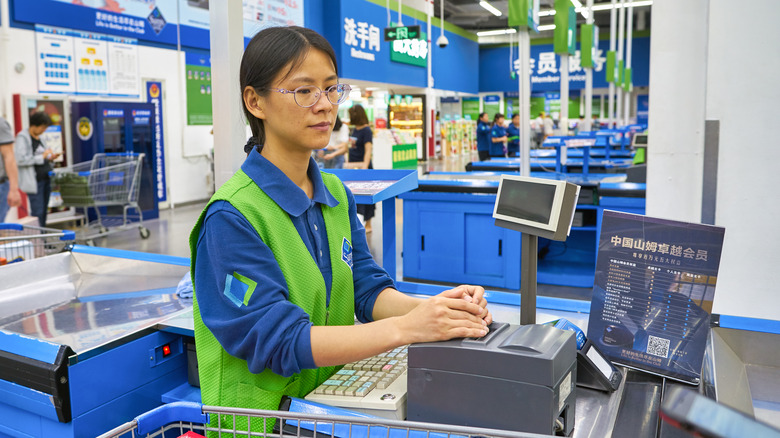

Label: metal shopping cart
[52,152,150,242]
[98,401,537,438]
[0,223,76,265]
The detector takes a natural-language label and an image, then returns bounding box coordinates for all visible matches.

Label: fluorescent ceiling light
[591,0,653,11]
[476,28,517,36]
[537,24,556,31]
[538,9,556,16]
[479,1,502,17]
[570,0,590,19]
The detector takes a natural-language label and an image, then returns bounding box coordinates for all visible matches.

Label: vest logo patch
[224,272,258,307]
[341,237,353,270]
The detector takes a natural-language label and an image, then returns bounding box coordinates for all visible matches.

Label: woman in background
[318,115,349,168]
[489,113,508,158]
[506,113,520,157]
[476,112,491,161]
[345,104,375,233]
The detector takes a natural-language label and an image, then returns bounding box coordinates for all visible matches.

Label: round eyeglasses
[269,83,352,108]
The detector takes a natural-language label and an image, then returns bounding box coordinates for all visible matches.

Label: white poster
[108,41,140,96]
[74,37,110,94]
[35,28,76,94]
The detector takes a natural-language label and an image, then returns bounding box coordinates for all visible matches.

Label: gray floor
[90,151,592,301]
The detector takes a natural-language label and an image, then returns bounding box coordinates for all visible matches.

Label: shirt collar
[241,149,339,217]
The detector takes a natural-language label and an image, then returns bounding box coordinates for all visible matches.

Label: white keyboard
[305,346,408,420]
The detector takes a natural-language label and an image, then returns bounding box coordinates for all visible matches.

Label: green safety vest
[189,169,355,434]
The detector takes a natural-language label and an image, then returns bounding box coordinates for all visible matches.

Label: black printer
[407,322,577,436]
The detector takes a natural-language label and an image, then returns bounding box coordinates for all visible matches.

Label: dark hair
[511,113,519,119]
[348,105,369,126]
[492,113,504,127]
[334,115,343,131]
[478,112,488,121]
[240,26,338,152]
[29,112,52,127]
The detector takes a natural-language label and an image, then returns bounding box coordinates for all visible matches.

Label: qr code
[647,335,670,358]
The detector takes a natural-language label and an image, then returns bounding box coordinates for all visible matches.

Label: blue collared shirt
[194,150,394,377]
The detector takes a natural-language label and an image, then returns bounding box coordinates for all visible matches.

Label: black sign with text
[587,210,725,383]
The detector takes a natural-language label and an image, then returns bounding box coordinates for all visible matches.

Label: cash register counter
[2,248,779,437]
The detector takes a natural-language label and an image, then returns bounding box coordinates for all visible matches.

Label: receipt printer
[407,322,577,436]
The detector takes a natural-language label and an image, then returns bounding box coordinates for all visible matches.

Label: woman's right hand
[395,288,488,344]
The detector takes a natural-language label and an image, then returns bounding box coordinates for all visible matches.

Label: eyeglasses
[269,83,352,108]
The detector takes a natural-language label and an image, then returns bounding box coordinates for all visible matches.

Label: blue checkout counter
[2,170,779,437]
[400,172,645,289]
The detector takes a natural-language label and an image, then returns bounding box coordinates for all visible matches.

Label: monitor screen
[633,134,648,146]
[495,179,557,225]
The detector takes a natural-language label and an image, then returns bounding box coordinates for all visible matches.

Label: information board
[35,25,139,97]
[587,211,725,383]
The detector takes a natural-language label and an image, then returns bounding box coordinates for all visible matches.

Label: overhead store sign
[384,25,421,41]
[344,16,382,62]
[390,32,428,68]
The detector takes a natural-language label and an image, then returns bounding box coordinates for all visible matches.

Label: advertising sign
[588,211,726,383]
[35,27,76,94]
[185,52,212,125]
[35,25,139,97]
[146,81,167,203]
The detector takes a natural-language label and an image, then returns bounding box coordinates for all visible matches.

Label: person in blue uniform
[476,112,491,161]
[490,113,508,158]
[191,26,493,417]
[506,113,520,157]
[344,105,375,232]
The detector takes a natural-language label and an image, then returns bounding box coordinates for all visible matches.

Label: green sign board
[554,0,576,55]
[606,50,616,82]
[581,24,598,68]
[623,67,632,91]
[384,25,421,41]
[462,97,480,121]
[186,64,213,125]
[617,59,624,85]
[508,0,536,30]
[389,31,428,67]
[392,143,417,169]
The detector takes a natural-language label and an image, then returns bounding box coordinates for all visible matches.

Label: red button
[162,344,171,356]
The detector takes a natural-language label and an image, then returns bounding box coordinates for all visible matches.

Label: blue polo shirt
[490,124,507,157]
[506,123,520,156]
[194,150,394,377]
[476,121,491,152]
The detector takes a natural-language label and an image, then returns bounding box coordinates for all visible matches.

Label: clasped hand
[400,285,493,344]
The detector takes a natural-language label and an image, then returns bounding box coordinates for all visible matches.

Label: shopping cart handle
[0,223,24,231]
[61,230,77,241]
[135,402,209,435]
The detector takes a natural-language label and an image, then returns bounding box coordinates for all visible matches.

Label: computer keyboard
[304,346,408,420]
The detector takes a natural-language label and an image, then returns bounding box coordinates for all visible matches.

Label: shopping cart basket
[0,223,76,265]
[52,152,150,242]
[98,401,538,438]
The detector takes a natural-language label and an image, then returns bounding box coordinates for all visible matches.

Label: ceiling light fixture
[476,28,517,36]
[537,24,556,31]
[478,1,503,17]
[590,0,653,11]
[538,9,556,16]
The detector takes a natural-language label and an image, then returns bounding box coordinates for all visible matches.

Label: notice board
[588,210,725,383]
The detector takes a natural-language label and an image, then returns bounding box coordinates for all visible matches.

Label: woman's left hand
[446,284,492,325]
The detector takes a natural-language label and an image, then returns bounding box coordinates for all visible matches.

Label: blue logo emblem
[341,237,353,270]
[147,7,167,35]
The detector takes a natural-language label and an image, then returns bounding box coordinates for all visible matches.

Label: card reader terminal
[407,322,577,436]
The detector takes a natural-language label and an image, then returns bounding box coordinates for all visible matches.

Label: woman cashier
[190,26,492,432]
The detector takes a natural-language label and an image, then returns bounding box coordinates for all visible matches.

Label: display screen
[633,134,648,146]
[586,345,614,379]
[495,180,556,225]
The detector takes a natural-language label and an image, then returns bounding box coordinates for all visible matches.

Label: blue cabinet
[402,192,521,289]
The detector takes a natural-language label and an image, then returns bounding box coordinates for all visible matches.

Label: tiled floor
[91,150,591,301]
